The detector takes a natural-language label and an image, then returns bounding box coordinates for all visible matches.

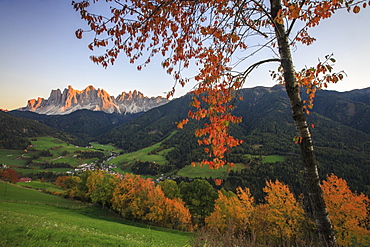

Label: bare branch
[240,58,280,80]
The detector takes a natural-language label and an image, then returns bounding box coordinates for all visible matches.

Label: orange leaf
[353,6,360,13]
[75,29,83,39]
[214,179,223,186]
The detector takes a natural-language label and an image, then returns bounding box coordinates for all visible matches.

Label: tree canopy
[72,0,363,167]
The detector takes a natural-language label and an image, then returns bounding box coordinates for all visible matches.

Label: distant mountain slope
[323,87,370,106]
[9,109,141,140]
[105,85,370,154]
[310,89,370,134]
[19,85,169,115]
[0,111,86,149]
[99,94,193,152]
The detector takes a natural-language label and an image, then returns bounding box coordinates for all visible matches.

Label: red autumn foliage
[0,168,19,183]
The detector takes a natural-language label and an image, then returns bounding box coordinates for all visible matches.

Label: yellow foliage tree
[256,180,306,242]
[206,188,254,234]
[322,174,370,246]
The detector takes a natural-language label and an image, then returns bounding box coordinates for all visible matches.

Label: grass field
[177,155,285,178]
[17,180,64,193]
[0,181,84,207]
[30,136,67,150]
[109,132,177,173]
[0,149,28,167]
[242,154,286,164]
[90,142,122,152]
[0,181,191,246]
[110,142,168,166]
[262,155,286,163]
[178,163,246,179]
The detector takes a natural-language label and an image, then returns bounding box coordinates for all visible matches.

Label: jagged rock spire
[20,85,168,115]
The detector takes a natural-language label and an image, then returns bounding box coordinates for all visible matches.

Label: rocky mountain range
[19,85,169,115]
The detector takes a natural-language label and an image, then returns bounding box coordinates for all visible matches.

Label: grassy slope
[262,155,286,163]
[177,155,286,179]
[109,132,176,173]
[0,182,191,247]
[178,163,244,179]
[110,142,169,166]
[90,142,119,151]
[17,180,64,193]
[0,149,27,166]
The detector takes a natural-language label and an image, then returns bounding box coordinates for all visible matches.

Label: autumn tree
[205,182,312,244]
[0,168,19,183]
[55,175,70,189]
[86,169,119,208]
[73,0,367,245]
[322,174,370,246]
[55,175,81,198]
[256,180,307,243]
[206,188,255,234]
[112,173,191,230]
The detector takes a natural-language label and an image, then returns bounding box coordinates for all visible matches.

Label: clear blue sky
[0,0,369,110]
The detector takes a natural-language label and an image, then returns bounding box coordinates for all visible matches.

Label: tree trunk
[270,0,338,246]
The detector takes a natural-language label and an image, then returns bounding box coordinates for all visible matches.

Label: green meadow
[0,149,28,167]
[109,132,177,173]
[0,181,83,207]
[110,142,168,166]
[90,142,120,152]
[262,154,286,163]
[109,144,285,177]
[177,155,285,178]
[242,154,286,163]
[178,163,245,179]
[0,181,191,247]
[30,136,66,150]
[17,180,64,193]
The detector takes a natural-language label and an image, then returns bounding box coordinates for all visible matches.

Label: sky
[0,0,369,110]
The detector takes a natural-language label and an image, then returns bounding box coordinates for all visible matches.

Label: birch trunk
[270,0,338,245]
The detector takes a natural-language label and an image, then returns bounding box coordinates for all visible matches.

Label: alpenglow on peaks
[20,85,169,115]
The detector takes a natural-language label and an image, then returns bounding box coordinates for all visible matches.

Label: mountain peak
[85,85,96,91]
[20,85,169,115]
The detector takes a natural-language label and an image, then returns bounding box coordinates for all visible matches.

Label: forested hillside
[98,94,194,151]
[0,111,85,149]
[9,109,141,141]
